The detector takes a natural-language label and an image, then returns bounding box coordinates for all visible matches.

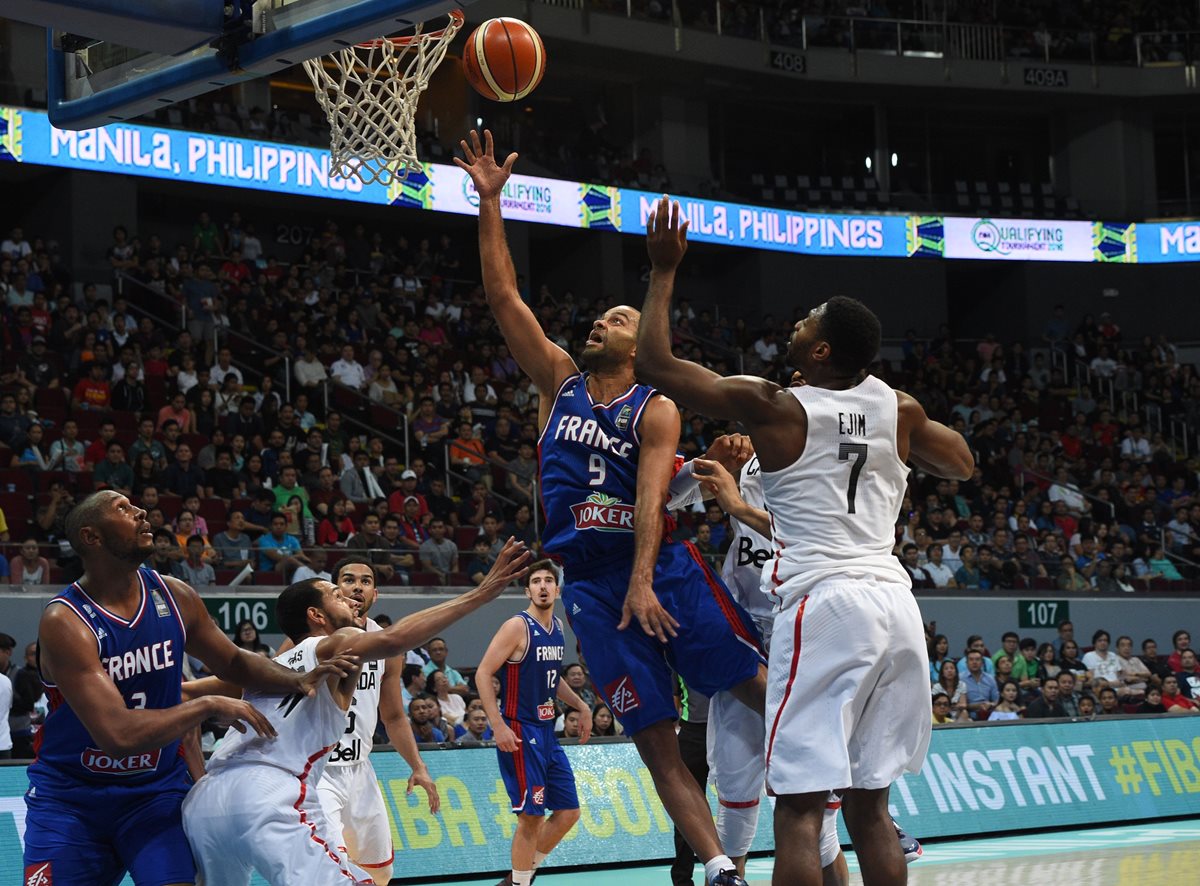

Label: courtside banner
[1,717,1198,882]
[943,216,1096,261]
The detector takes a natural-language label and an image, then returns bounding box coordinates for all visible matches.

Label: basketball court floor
[432,819,1200,886]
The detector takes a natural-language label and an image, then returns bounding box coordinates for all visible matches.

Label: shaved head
[66,490,122,552]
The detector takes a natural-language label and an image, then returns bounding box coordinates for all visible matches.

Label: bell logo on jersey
[81,747,161,775]
[25,862,52,886]
[531,786,545,806]
[735,536,771,569]
[605,676,640,716]
[570,492,635,532]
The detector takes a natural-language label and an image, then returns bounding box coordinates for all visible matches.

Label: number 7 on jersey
[838,442,868,514]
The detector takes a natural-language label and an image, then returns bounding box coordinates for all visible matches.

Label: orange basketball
[462,18,546,103]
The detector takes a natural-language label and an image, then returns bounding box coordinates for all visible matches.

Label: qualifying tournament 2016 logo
[461,175,554,215]
[570,492,635,532]
[971,218,1066,256]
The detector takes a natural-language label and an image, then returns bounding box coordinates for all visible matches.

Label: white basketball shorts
[182,763,373,886]
[764,575,931,795]
[319,761,395,871]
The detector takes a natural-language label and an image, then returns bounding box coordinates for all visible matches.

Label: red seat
[1031,577,1055,590]
[0,472,34,494]
[454,526,478,550]
[198,498,228,523]
[214,569,240,585]
[448,572,471,586]
[253,571,285,585]
[0,492,32,528]
[409,571,442,587]
[369,404,402,434]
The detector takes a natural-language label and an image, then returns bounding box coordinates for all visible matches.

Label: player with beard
[457,130,765,886]
[275,555,440,885]
[181,539,533,884]
[475,560,593,886]
[23,490,355,886]
[637,196,972,886]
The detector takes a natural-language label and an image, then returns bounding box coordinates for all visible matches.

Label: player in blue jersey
[23,490,355,886]
[476,560,594,886]
[457,130,766,886]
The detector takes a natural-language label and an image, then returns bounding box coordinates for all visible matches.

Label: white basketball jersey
[327,617,385,767]
[207,636,347,780]
[760,375,910,598]
[720,455,776,624]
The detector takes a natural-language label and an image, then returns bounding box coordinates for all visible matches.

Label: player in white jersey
[637,195,972,886]
[276,555,441,886]
[181,540,532,885]
[670,437,921,877]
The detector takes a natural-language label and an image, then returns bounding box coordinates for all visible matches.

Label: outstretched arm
[379,663,441,813]
[634,195,784,425]
[455,130,577,397]
[897,391,974,480]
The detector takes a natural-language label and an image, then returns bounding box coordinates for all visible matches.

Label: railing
[552,1,1199,69]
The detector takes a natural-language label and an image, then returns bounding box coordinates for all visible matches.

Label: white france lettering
[536,645,564,662]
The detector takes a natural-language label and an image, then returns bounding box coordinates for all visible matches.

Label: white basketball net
[303,10,463,186]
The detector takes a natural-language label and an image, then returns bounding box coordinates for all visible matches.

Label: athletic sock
[703,855,735,884]
[532,850,548,869]
[511,869,533,886]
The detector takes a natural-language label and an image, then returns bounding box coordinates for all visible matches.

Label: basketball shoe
[494,874,537,885]
[709,871,749,886]
[893,818,922,863]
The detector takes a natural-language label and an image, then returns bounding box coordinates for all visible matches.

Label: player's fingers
[452,157,469,172]
[680,216,690,239]
[459,139,475,164]
[670,199,680,231]
[484,128,494,156]
[229,720,247,734]
[469,129,483,155]
[502,152,519,173]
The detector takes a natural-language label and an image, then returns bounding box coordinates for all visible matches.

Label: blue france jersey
[498,612,566,726]
[30,567,188,787]
[538,373,658,573]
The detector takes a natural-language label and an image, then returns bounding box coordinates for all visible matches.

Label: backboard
[12,0,465,130]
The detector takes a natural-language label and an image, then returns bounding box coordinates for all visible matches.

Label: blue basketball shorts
[563,540,765,736]
[497,721,579,816]
[23,763,196,886]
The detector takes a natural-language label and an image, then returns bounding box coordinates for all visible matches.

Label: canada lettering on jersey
[839,412,867,435]
[552,415,634,459]
[103,639,175,681]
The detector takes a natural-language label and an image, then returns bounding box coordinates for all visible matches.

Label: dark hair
[276,578,329,642]
[591,702,618,736]
[815,296,881,375]
[0,633,15,651]
[1092,629,1110,644]
[524,559,559,587]
[1002,631,1019,643]
[1174,629,1190,646]
[1019,637,1037,650]
[332,555,375,585]
[1042,676,1058,687]
[402,663,424,686]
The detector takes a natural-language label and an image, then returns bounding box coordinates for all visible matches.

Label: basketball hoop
[303,9,464,186]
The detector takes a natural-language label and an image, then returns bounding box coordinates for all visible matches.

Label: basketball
[462,17,546,103]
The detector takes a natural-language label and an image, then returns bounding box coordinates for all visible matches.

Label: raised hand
[646,193,689,272]
[478,538,533,597]
[692,458,744,515]
[453,129,518,201]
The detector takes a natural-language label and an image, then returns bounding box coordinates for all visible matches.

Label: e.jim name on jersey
[839,413,867,435]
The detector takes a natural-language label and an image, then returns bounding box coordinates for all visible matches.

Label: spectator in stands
[1083,630,1122,695]
[0,393,32,449]
[421,638,469,699]
[72,361,113,411]
[957,636,995,676]
[931,692,965,725]
[927,634,950,683]
[47,420,85,473]
[146,528,181,574]
[1025,677,1067,718]
[157,391,192,433]
[923,544,958,588]
[1097,687,1123,717]
[463,537,493,584]
[231,619,272,656]
[316,499,355,548]
[1176,650,1200,699]
[330,344,368,391]
[162,443,205,499]
[418,519,458,584]
[1167,631,1192,672]
[93,441,133,495]
[423,477,455,526]
[212,511,252,569]
[1160,676,1197,712]
[455,708,493,746]
[987,681,1022,721]
[1114,635,1150,702]
[1059,640,1089,682]
[430,670,465,729]
[10,422,49,470]
[409,695,447,744]
[1056,672,1082,718]
[176,535,215,586]
[255,512,308,574]
[961,650,998,720]
[345,512,400,583]
[992,632,1020,669]
[505,441,538,507]
[1139,638,1171,684]
[900,544,930,587]
[1037,643,1061,680]
[931,660,968,720]
[9,539,51,585]
[447,421,489,490]
[1056,556,1090,590]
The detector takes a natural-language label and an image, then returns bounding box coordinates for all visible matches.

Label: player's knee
[555,806,581,828]
[516,813,543,833]
[717,802,758,857]
[369,865,392,886]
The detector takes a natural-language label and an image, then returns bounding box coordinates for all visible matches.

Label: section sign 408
[770,50,807,74]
